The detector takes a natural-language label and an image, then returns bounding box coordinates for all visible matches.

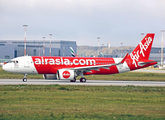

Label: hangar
[100,47,165,62]
[0,40,164,63]
[0,40,77,59]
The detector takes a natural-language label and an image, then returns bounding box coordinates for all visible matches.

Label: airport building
[0,40,77,59]
[0,39,164,63]
[149,47,165,62]
[103,47,165,62]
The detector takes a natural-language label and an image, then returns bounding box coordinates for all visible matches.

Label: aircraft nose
[2,64,10,72]
[2,64,6,71]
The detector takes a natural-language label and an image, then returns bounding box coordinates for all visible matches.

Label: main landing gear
[79,72,86,83]
[70,77,87,83]
[80,77,86,83]
[23,74,27,82]
[70,77,76,82]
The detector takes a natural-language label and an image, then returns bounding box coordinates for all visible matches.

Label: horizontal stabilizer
[138,60,157,66]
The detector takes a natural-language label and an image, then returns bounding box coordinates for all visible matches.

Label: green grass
[0,67,42,79]
[0,85,165,120]
[1,67,165,81]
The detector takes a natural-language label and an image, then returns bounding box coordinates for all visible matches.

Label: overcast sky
[0,0,165,47]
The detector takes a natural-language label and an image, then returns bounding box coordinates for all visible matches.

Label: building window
[0,44,5,46]
[58,50,60,56]
[5,56,10,59]
[14,50,17,58]
[34,49,36,56]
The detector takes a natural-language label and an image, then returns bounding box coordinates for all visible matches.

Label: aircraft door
[24,60,30,68]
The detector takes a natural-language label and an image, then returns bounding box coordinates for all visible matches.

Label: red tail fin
[128,33,155,68]
[130,33,154,59]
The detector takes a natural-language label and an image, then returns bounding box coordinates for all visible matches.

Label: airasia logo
[62,71,71,79]
[130,37,152,67]
[34,57,96,66]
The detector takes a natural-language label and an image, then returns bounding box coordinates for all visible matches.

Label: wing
[65,53,129,73]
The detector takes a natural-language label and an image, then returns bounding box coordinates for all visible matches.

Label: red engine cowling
[57,69,75,80]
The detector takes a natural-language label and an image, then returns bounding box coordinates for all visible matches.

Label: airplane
[100,52,104,57]
[2,33,157,82]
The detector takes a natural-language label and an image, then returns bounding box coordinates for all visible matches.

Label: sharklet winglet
[120,53,129,64]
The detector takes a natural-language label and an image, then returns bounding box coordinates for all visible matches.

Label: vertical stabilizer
[70,47,77,57]
[128,33,155,68]
[130,33,154,60]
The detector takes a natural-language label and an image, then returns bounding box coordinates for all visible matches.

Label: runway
[0,79,165,87]
[133,69,165,73]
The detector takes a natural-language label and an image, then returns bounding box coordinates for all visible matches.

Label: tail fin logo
[130,36,153,67]
[70,47,77,57]
[139,37,152,57]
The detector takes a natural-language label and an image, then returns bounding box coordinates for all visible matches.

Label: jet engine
[57,69,75,80]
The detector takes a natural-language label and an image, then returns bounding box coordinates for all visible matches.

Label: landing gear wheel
[23,78,27,82]
[70,78,76,82]
[23,74,27,82]
[80,77,86,83]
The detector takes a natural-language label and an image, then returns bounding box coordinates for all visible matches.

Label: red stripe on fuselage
[32,56,119,74]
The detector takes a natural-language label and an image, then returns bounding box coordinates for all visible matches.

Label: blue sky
[0,0,165,47]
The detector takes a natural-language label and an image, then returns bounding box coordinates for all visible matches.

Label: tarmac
[0,79,164,87]
[133,69,165,73]
[0,69,165,87]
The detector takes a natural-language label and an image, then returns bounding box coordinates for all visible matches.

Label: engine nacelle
[57,69,75,80]
[43,74,57,80]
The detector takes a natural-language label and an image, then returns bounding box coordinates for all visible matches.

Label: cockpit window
[8,61,14,63]
[8,60,19,63]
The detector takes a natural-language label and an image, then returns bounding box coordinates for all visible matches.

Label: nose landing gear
[23,74,27,82]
